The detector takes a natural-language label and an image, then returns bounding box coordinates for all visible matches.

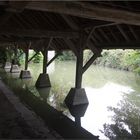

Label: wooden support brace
[46,52,61,67]
[82,53,101,74]
[42,38,52,73]
[116,25,130,42]
[17,52,24,59]
[28,51,39,63]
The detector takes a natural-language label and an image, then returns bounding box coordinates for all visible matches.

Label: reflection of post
[75,117,81,127]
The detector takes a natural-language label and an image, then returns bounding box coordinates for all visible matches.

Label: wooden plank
[116,25,130,42]
[64,39,78,56]
[61,14,79,30]
[28,52,39,63]
[26,1,140,26]
[97,41,140,49]
[47,52,61,67]
[42,38,52,73]
[107,27,119,42]
[82,54,100,74]
[0,29,79,39]
[98,29,111,43]
[0,12,12,27]
[128,25,139,40]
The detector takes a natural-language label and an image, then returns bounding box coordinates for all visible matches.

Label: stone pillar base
[4,62,11,69]
[19,70,32,79]
[65,88,89,117]
[35,73,51,88]
[10,65,20,73]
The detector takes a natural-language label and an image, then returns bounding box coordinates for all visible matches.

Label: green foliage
[57,51,76,61]
[33,52,42,63]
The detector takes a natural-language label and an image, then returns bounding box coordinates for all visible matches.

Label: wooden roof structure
[0,1,140,52]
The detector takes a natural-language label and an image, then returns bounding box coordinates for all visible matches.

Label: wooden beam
[42,38,52,73]
[97,41,140,49]
[28,52,39,63]
[98,29,111,43]
[6,1,30,12]
[128,25,139,40]
[93,31,103,43]
[61,14,79,30]
[82,54,100,74]
[0,29,79,39]
[116,25,130,42]
[47,52,61,67]
[26,1,140,26]
[0,12,12,27]
[65,39,78,56]
[107,27,119,42]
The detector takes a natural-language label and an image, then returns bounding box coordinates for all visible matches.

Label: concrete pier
[10,65,20,73]
[35,73,51,88]
[19,70,32,79]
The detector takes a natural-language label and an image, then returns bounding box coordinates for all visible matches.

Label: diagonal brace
[47,52,62,67]
[28,51,40,63]
[82,53,101,74]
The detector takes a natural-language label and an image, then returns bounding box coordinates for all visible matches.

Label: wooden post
[25,48,29,70]
[42,47,48,74]
[75,48,83,88]
[75,34,84,89]
[75,117,81,127]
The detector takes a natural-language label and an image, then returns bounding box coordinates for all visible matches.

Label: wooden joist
[0,29,79,39]
[116,25,130,42]
[26,1,140,26]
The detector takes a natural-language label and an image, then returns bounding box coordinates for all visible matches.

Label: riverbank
[0,79,61,139]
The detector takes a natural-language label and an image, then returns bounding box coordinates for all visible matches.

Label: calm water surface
[1,61,140,140]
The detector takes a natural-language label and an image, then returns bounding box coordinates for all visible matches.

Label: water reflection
[0,61,140,139]
[101,91,140,140]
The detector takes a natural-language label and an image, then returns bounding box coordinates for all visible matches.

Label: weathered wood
[98,29,111,43]
[24,42,31,70]
[6,1,29,12]
[116,25,130,42]
[108,27,119,42]
[26,1,140,26]
[47,52,61,67]
[93,31,103,43]
[97,41,140,49]
[0,12,12,27]
[28,52,39,63]
[42,38,52,73]
[25,48,29,70]
[82,54,100,74]
[61,14,79,30]
[128,25,139,40]
[75,37,83,88]
[65,39,78,56]
[0,29,79,39]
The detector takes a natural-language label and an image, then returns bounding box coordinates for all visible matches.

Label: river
[1,61,140,140]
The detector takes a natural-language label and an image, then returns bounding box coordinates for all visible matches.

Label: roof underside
[0,1,140,52]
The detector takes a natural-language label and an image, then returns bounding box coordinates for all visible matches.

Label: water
[1,61,140,140]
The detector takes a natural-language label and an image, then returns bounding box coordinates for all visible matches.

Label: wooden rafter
[0,29,79,39]
[26,1,140,26]
[128,25,139,40]
[61,14,79,30]
[98,29,111,43]
[107,27,119,42]
[116,25,130,42]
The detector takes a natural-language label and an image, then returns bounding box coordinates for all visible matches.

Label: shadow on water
[0,69,98,139]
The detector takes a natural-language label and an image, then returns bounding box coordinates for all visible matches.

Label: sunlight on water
[82,83,134,139]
